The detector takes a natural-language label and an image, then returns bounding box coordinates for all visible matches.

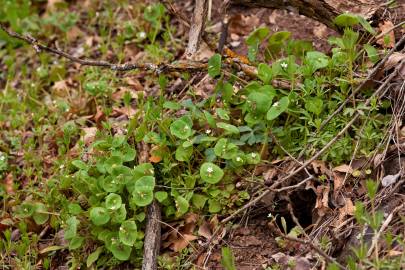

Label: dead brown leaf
[229,14,260,36]
[170,234,198,252]
[4,173,14,195]
[82,127,98,146]
[198,220,212,239]
[377,21,395,48]
[311,160,332,177]
[315,185,330,217]
[333,164,353,174]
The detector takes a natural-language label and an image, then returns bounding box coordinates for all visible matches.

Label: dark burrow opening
[274,189,317,232]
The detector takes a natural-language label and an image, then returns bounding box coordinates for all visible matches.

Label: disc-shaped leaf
[170,119,193,139]
[175,195,189,216]
[214,138,238,159]
[33,203,49,225]
[18,202,35,218]
[132,188,154,207]
[126,163,154,193]
[119,220,137,246]
[101,175,122,193]
[247,87,275,114]
[305,51,329,71]
[200,162,224,184]
[175,145,193,161]
[191,193,208,209]
[334,13,359,27]
[232,153,246,167]
[105,155,123,174]
[90,207,110,226]
[305,97,323,116]
[110,241,132,261]
[111,204,127,224]
[246,152,261,165]
[208,53,222,78]
[155,191,168,203]
[217,122,240,135]
[69,236,84,250]
[105,193,122,211]
[257,63,272,84]
[65,216,79,240]
[135,176,155,192]
[267,96,289,120]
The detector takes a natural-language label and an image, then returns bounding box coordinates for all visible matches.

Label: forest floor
[1,0,405,269]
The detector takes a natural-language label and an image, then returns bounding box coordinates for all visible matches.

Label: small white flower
[251,153,257,158]
[59,164,64,169]
[205,129,211,134]
[206,166,214,173]
[267,213,272,218]
[236,157,242,162]
[272,101,279,107]
[280,62,288,69]
[139,31,146,39]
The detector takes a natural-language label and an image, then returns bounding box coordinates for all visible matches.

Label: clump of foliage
[0,2,402,269]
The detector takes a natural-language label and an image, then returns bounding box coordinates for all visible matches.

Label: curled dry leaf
[377,21,395,48]
[384,52,405,78]
[333,164,353,173]
[198,220,212,239]
[170,234,198,252]
[315,185,330,217]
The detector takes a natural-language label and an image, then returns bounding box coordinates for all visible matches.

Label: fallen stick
[142,200,162,270]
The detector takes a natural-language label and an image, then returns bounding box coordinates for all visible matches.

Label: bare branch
[185,0,208,59]
[0,23,207,74]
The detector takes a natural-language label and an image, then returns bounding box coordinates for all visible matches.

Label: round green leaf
[305,97,323,115]
[257,63,272,84]
[175,145,193,161]
[105,155,123,174]
[175,196,189,216]
[200,162,224,184]
[33,203,49,225]
[119,220,137,246]
[111,204,127,224]
[101,175,122,193]
[334,13,359,27]
[111,240,132,261]
[246,152,261,165]
[305,51,329,71]
[135,176,155,191]
[208,199,221,213]
[155,191,168,203]
[69,236,84,250]
[170,119,193,139]
[90,207,110,226]
[208,53,222,78]
[105,193,122,211]
[65,216,79,240]
[232,153,246,167]
[247,86,275,114]
[217,122,239,135]
[71,159,88,170]
[132,188,154,207]
[18,202,35,218]
[127,164,154,193]
[214,138,238,159]
[266,96,289,120]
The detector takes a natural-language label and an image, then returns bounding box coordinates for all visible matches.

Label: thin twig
[185,0,208,58]
[280,235,347,270]
[367,203,404,257]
